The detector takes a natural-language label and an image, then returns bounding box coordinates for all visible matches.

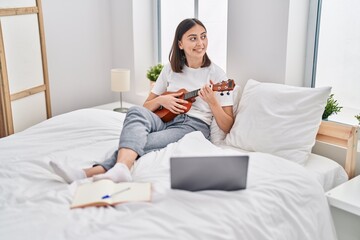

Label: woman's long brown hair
[169,18,211,73]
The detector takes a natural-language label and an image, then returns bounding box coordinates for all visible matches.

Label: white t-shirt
[151,63,233,125]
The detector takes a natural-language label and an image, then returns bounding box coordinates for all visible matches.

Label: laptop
[170,155,249,191]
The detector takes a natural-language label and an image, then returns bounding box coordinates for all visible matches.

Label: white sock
[93,163,132,183]
[50,161,86,184]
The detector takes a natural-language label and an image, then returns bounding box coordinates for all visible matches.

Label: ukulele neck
[184,89,200,100]
[183,85,212,100]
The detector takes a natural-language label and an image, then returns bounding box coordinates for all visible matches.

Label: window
[311,0,360,125]
[158,0,228,71]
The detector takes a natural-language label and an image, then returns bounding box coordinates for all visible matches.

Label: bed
[0,79,356,240]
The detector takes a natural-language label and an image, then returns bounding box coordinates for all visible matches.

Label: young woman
[51,18,234,183]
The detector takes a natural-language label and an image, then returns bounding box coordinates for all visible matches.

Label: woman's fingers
[171,101,187,113]
[161,94,188,114]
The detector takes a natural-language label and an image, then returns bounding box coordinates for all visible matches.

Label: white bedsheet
[215,144,348,192]
[0,109,337,240]
[305,153,348,192]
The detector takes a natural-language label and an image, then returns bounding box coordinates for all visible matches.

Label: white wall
[227,0,310,89]
[42,0,114,116]
[285,0,310,86]
[110,0,156,106]
[42,0,154,115]
[227,0,289,88]
[131,0,156,104]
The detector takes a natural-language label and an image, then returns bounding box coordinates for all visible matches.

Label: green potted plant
[147,63,163,88]
[355,114,360,125]
[322,94,343,120]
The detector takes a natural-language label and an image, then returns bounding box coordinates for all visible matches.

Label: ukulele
[154,79,235,122]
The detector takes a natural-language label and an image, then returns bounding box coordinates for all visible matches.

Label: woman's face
[178,24,208,64]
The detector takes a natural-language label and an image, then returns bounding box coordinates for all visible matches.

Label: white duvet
[0,109,337,240]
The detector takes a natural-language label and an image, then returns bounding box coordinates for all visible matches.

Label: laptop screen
[170,155,249,191]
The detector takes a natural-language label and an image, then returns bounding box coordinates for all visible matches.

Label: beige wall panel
[11,92,47,133]
[1,14,44,94]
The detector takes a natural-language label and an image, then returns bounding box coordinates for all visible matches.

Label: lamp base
[113,107,128,113]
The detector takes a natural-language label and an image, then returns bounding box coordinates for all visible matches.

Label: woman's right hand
[159,92,189,114]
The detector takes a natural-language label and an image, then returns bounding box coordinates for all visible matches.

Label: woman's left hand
[198,80,217,105]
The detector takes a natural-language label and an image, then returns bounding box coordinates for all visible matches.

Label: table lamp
[111,68,130,113]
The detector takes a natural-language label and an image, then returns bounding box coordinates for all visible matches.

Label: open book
[71,179,152,209]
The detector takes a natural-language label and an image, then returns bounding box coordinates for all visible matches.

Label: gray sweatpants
[97,106,210,170]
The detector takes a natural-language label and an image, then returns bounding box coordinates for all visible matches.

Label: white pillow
[225,79,331,165]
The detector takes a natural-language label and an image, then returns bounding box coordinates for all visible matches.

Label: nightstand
[93,101,135,111]
[326,175,360,240]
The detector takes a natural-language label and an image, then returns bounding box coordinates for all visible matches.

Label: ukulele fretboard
[184,89,200,100]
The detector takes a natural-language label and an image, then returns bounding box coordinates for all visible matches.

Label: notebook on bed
[170,155,249,191]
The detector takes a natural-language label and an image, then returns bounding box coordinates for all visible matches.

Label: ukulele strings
[184,89,200,100]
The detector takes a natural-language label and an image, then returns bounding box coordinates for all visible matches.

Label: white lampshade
[111,68,130,92]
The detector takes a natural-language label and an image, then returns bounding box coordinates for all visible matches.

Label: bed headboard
[316,121,359,179]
